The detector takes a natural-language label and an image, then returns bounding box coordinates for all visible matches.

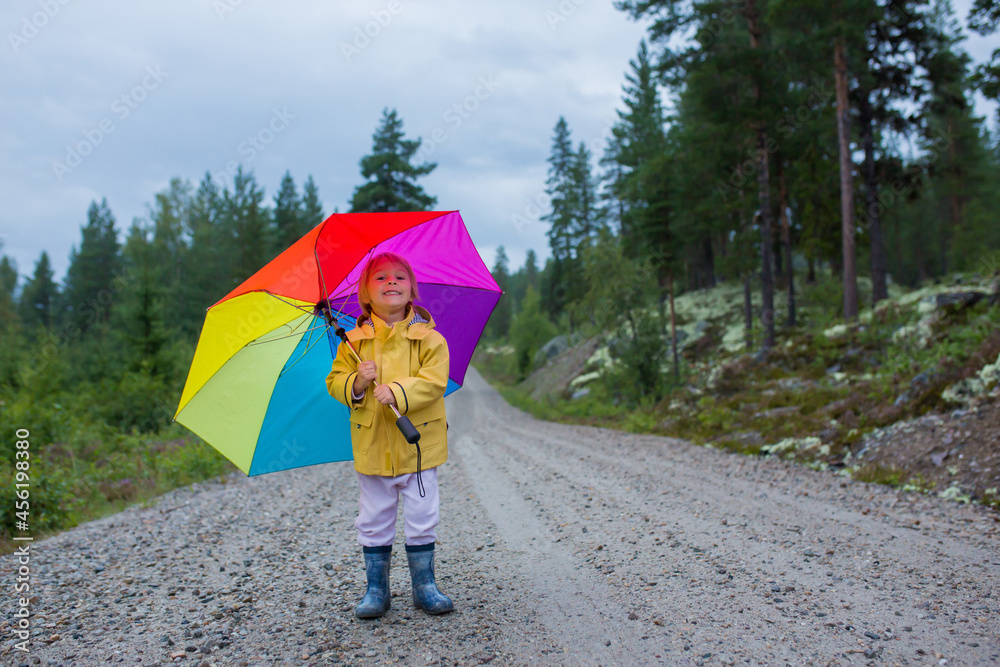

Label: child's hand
[353,361,377,395]
[373,384,397,406]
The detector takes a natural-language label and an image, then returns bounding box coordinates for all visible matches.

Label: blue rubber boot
[406,543,454,615]
[355,545,391,619]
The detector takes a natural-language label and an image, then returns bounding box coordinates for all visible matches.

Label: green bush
[510,287,558,378]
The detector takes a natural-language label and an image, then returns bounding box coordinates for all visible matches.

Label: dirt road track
[3,368,999,666]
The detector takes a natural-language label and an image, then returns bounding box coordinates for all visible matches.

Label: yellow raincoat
[326,305,449,476]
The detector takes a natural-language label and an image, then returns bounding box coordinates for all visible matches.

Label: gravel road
[3,368,999,666]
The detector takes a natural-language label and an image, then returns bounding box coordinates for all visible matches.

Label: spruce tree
[150,178,192,328]
[273,171,304,254]
[603,40,667,257]
[488,246,512,339]
[542,117,578,317]
[301,175,325,230]
[116,221,170,376]
[969,0,1000,120]
[0,252,17,328]
[223,167,271,287]
[180,174,227,333]
[349,108,437,212]
[19,252,58,329]
[62,199,123,334]
[852,0,932,304]
[917,0,992,273]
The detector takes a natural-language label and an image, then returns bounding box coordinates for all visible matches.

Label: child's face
[365,259,412,317]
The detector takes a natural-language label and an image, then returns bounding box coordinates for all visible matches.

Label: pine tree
[542,117,580,317]
[488,246,512,339]
[916,0,993,273]
[603,40,667,257]
[19,252,58,329]
[301,175,325,230]
[179,174,227,334]
[543,117,576,264]
[570,142,606,249]
[768,0,879,320]
[0,252,17,328]
[349,108,437,212]
[61,199,123,334]
[149,178,192,328]
[852,0,932,304]
[115,221,170,376]
[969,0,1000,120]
[223,167,271,287]
[273,171,304,254]
[523,249,540,293]
[508,249,541,312]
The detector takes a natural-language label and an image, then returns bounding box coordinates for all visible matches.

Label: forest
[2,0,1000,537]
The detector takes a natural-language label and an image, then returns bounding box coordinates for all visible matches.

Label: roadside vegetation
[476,268,1000,509]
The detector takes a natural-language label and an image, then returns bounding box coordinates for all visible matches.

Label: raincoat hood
[347,305,438,343]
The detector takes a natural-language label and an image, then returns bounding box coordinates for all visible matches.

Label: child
[326,251,454,619]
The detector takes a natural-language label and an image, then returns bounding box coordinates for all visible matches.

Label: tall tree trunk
[807,257,816,284]
[745,0,774,352]
[668,270,679,382]
[744,274,753,350]
[779,167,796,327]
[946,117,962,274]
[915,237,927,284]
[755,135,776,352]
[703,238,716,288]
[774,233,784,279]
[739,199,754,350]
[834,41,859,320]
[860,92,889,304]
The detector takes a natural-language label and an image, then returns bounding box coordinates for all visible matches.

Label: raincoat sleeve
[326,340,364,410]
[387,332,449,415]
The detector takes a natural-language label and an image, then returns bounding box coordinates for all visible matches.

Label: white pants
[355,468,439,548]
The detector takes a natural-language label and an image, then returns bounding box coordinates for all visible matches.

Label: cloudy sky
[1,0,995,285]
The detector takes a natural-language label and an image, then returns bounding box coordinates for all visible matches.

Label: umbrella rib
[246,323,327,347]
[261,290,316,315]
[278,322,332,377]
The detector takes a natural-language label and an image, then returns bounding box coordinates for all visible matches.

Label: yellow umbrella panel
[175,292,353,474]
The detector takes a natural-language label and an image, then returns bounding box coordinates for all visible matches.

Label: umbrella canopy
[174,210,501,475]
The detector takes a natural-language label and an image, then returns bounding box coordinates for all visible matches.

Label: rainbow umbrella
[174,211,501,475]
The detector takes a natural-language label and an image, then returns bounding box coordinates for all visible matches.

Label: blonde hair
[357,251,420,316]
